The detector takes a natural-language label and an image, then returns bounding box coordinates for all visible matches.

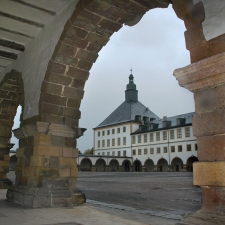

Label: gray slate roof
[95,101,160,128]
[132,112,194,134]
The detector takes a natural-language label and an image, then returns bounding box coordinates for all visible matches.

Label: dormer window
[177,118,186,125]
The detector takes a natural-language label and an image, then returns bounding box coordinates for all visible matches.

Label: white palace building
[78,72,198,172]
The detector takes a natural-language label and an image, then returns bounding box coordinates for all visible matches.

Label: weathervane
[130,68,132,74]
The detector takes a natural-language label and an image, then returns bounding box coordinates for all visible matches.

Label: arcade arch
[144,159,154,172]
[80,158,92,171]
[157,158,168,172]
[95,158,106,172]
[122,160,131,172]
[109,159,119,172]
[171,157,183,172]
[133,159,142,172]
[186,156,198,172]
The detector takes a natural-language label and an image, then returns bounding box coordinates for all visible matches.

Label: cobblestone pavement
[76,172,202,224]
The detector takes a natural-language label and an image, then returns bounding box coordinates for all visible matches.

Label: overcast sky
[12,5,194,152]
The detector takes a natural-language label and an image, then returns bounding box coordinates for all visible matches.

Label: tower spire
[125,69,138,102]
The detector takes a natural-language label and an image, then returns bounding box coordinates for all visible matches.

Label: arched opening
[80,158,92,171]
[171,157,183,172]
[133,160,142,172]
[109,159,119,172]
[0,70,23,189]
[157,158,168,172]
[122,160,131,172]
[95,158,106,172]
[145,159,154,172]
[186,156,198,172]
[9,154,17,171]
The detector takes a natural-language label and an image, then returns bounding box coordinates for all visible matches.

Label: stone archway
[157,158,168,172]
[0,70,23,189]
[122,160,131,172]
[171,157,183,172]
[186,156,198,172]
[95,158,106,172]
[133,159,142,172]
[80,158,92,171]
[109,159,119,172]
[145,159,154,172]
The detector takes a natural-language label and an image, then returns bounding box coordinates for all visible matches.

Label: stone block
[67,98,81,108]
[62,86,84,99]
[62,107,80,119]
[36,167,59,178]
[30,156,50,167]
[77,59,93,71]
[41,82,63,95]
[59,168,71,177]
[39,103,62,116]
[4,155,10,161]
[71,79,85,89]
[49,156,59,167]
[98,19,122,32]
[86,42,103,53]
[47,61,66,75]
[40,93,67,106]
[63,33,89,48]
[34,134,51,146]
[33,145,62,157]
[42,114,64,125]
[65,137,77,148]
[45,71,72,86]
[59,157,76,168]
[76,49,98,63]
[96,27,113,38]
[78,9,101,24]
[194,161,225,186]
[66,67,89,80]
[71,167,78,178]
[198,135,225,161]
[85,32,109,45]
[194,84,225,114]
[54,55,78,67]
[53,42,77,58]
[16,148,25,157]
[193,109,225,137]
[0,160,8,166]
[62,147,78,158]
[64,26,88,40]
[71,18,98,32]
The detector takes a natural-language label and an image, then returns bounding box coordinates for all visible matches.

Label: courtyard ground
[4,171,201,225]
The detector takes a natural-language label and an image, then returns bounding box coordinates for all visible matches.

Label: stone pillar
[0,143,14,188]
[154,165,158,172]
[174,52,225,224]
[105,166,109,172]
[7,122,86,207]
[141,166,146,172]
[91,166,96,171]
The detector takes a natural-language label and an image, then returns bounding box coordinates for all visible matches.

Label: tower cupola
[125,70,138,102]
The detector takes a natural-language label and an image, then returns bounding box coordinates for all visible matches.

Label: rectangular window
[185,127,190,137]
[195,144,198,151]
[132,136,135,144]
[177,129,182,138]
[163,146,167,153]
[144,134,147,143]
[98,131,100,137]
[107,139,110,147]
[98,140,100,148]
[123,127,126,132]
[138,149,141,155]
[112,151,115,156]
[123,150,126,156]
[138,135,141,143]
[150,148,154,154]
[112,138,115,146]
[102,140,105,147]
[150,133,154,142]
[163,131,167,140]
[102,131,105,136]
[156,132,160,141]
[144,148,147,155]
[118,151,121,156]
[123,137,126,145]
[107,130,110,135]
[112,129,115,134]
[171,146,175,152]
[187,144,191,151]
[157,147,161,154]
[117,138,120,146]
[133,149,136,155]
[117,128,120,133]
[98,152,100,155]
[178,145,182,152]
[107,152,110,156]
[170,130,174,139]
[102,152,105,155]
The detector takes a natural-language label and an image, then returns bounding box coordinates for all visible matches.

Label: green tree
[83,147,94,155]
